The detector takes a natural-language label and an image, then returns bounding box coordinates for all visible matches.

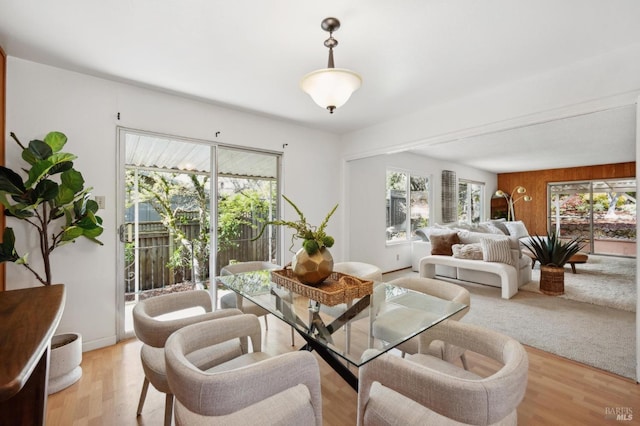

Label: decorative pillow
[481,238,514,266]
[420,226,456,242]
[452,221,474,231]
[478,222,506,235]
[489,219,509,235]
[504,221,530,240]
[414,227,430,241]
[430,232,460,256]
[452,243,484,260]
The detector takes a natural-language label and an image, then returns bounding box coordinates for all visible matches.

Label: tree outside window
[386,171,429,242]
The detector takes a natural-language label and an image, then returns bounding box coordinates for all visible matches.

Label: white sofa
[411,222,532,299]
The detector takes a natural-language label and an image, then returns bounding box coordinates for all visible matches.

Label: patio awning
[125,133,278,179]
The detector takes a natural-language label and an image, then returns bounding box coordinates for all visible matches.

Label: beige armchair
[358,320,528,426]
[132,289,242,426]
[219,261,296,345]
[379,276,471,367]
[165,314,323,426]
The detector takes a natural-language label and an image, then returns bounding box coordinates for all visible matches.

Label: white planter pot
[48,332,82,394]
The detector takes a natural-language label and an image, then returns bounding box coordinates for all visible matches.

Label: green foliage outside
[128,171,211,283]
[218,190,271,251]
[127,170,272,283]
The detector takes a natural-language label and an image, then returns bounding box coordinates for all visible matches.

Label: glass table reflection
[217,270,466,390]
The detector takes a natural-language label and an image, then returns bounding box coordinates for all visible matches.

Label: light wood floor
[46,315,639,426]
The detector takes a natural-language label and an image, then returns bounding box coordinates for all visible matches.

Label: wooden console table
[0,284,65,425]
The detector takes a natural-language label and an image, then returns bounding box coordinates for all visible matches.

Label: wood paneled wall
[497,162,636,236]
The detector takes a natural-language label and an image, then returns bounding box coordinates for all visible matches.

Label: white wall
[5,57,342,351]
[339,43,640,158]
[346,152,496,272]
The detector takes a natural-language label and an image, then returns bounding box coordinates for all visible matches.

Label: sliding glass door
[216,147,280,274]
[548,179,636,256]
[117,128,281,339]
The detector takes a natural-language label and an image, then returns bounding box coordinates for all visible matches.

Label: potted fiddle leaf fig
[0,130,104,393]
[0,131,104,284]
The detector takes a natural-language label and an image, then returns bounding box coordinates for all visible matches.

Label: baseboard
[382,266,412,275]
[82,335,117,352]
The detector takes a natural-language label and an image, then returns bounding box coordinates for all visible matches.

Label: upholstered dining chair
[378,276,471,368]
[219,261,296,345]
[320,261,384,352]
[358,320,529,426]
[333,261,383,282]
[320,261,383,319]
[132,289,242,426]
[165,314,323,426]
[219,261,280,328]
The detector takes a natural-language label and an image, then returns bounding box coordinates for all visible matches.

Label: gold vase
[292,247,333,286]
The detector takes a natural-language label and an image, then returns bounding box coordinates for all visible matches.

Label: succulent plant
[521,231,584,267]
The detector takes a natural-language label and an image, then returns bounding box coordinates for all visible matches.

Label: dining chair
[358,320,528,426]
[219,261,296,345]
[378,276,471,368]
[132,289,242,426]
[320,261,384,352]
[165,314,323,425]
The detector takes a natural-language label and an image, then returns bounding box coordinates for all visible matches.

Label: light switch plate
[95,196,105,209]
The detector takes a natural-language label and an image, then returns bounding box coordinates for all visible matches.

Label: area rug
[383,269,637,380]
[520,254,637,312]
[460,282,636,380]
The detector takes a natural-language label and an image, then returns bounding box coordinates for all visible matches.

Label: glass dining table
[216,270,467,390]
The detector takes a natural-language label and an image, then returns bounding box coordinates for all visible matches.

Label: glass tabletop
[217,270,467,367]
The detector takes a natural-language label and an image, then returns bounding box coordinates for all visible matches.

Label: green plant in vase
[522,231,584,295]
[254,195,338,285]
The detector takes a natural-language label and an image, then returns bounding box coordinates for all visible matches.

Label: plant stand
[539,265,565,296]
[48,333,82,394]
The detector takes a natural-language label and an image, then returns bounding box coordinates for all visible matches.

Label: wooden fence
[124,217,274,294]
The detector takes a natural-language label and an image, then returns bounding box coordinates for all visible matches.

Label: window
[458,180,484,224]
[386,170,429,242]
[548,179,636,255]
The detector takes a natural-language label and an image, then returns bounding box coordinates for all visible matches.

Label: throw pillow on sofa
[452,243,484,260]
[477,221,506,235]
[504,220,530,240]
[480,238,514,266]
[489,218,509,235]
[414,225,453,241]
[430,232,460,256]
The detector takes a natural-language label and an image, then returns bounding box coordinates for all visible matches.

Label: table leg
[298,332,358,391]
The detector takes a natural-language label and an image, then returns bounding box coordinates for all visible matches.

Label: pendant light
[300,17,362,114]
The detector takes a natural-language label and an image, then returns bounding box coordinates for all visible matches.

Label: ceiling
[1,1,639,173]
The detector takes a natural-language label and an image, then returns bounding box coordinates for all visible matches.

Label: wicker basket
[539,265,565,296]
[270,269,373,306]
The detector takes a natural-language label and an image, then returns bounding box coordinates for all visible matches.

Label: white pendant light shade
[300,68,362,112]
[300,17,361,114]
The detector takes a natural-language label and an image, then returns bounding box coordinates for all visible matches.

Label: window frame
[385,168,431,245]
[458,179,485,224]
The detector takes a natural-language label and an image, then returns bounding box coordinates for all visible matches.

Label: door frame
[116,126,283,341]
